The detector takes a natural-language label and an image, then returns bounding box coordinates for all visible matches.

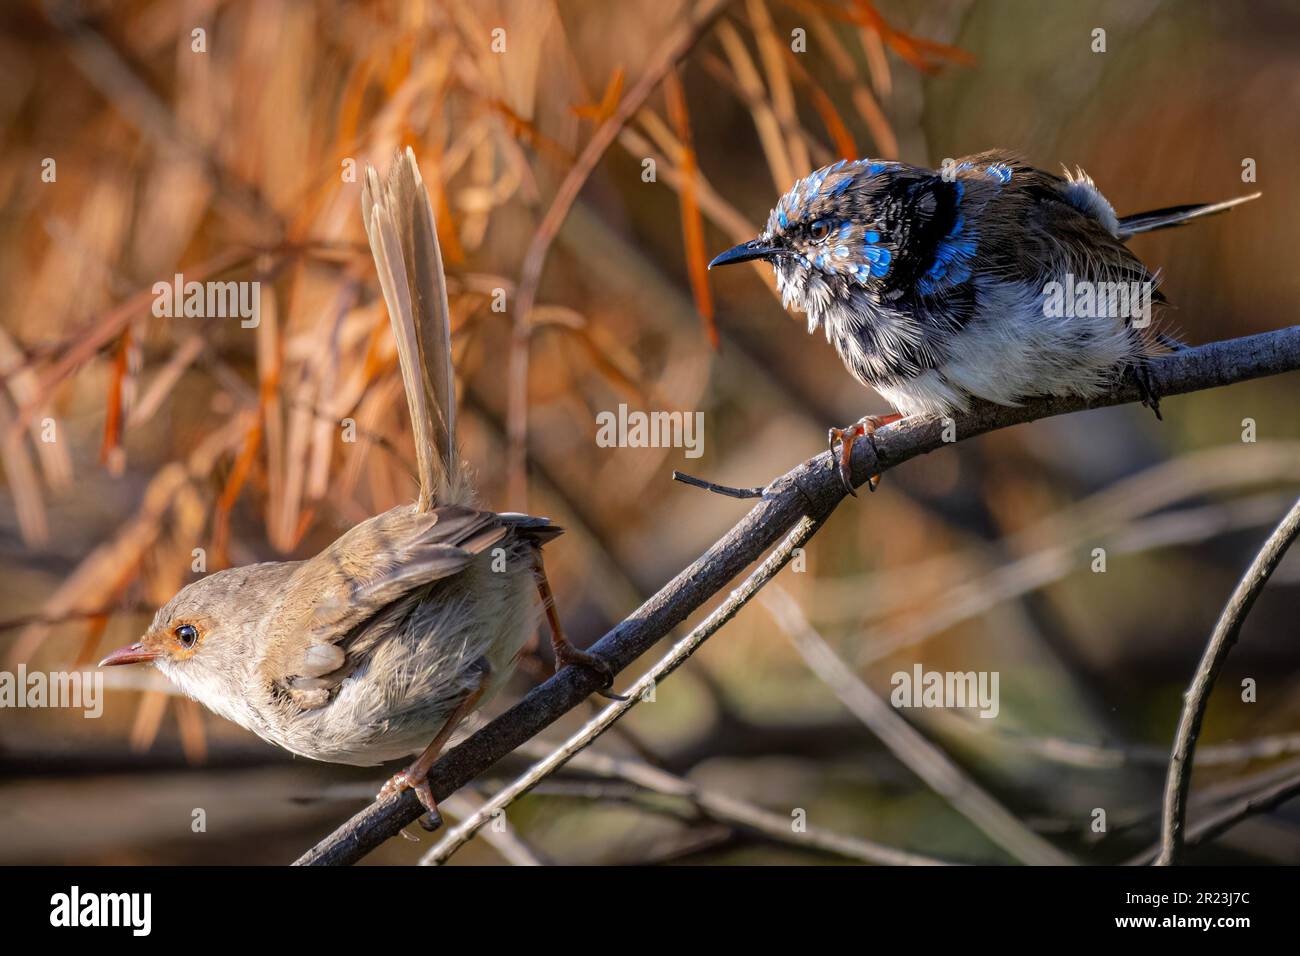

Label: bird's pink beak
[99,641,160,667]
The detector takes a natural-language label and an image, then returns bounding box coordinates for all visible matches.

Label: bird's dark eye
[175,624,199,648]
[809,219,832,243]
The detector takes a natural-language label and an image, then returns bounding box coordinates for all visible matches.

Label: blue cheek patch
[863,246,892,277]
[840,224,889,282]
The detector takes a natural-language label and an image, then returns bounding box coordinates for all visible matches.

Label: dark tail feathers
[1118,192,1261,239]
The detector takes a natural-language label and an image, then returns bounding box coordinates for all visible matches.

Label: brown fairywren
[100,149,614,822]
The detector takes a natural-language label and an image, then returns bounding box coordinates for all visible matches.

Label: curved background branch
[296,324,1300,866]
[1156,492,1300,865]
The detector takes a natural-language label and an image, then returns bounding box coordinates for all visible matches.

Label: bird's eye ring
[175,624,199,649]
[809,219,832,243]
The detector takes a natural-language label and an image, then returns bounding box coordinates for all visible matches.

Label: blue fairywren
[709,150,1259,494]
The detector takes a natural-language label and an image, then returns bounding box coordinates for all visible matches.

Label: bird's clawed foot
[554,640,627,701]
[534,553,627,701]
[378,767,443,831]
[827,413,902,496]
[1129,362,1164,421]
[376,662,490,831]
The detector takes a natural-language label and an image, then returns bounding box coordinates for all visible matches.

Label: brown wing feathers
[276,506,508,706]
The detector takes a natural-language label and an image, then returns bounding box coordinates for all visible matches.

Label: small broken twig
[672,470,765,498]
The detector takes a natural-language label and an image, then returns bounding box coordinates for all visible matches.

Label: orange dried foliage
[572,67,625,125]
[99,327,130,468]
[793,0,974,74]
[664,69,718,350]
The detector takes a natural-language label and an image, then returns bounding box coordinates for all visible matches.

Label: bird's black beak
[708,238,781,269]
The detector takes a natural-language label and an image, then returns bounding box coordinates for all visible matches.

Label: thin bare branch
[1156,492,1300,865]
[435,742,955,866]
[760,584,1075,865]
[673,469,765,498]
[507,0,735,507]
[437,792,546,866]
[1133,765,1300,865]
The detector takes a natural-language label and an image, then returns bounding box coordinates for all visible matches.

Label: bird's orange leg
[378,665,489,829]
[828,413,904,496]
[533,552,626,701]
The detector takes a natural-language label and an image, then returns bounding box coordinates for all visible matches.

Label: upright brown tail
[361,148,465,510]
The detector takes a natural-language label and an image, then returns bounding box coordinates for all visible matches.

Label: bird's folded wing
[261,505,508,706]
